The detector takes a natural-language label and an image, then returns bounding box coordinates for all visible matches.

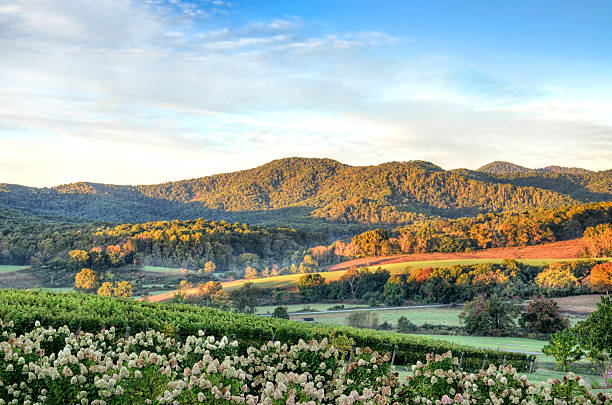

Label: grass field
[289,306,465,326]
[256,303,366,314]
[142,266,188,274]
[0,265,29,273]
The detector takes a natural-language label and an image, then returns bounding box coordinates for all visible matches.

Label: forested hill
[1,158,610,227]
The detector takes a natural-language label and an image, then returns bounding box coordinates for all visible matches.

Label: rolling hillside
[1,158,610,228]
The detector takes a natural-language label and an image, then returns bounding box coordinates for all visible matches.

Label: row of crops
[0,289,532,372]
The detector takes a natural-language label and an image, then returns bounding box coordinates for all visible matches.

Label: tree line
[296,260,612,306]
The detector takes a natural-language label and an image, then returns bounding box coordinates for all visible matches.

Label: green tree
[520,296,569,334]
[230,282,261,314]
[346,310,379,329]
[542,329,584,371]
[459,294,520,335]
[272,306,289,319]
[397,316,418,333]
[574,296,612,372]
[383,275,406,306]
[297,273,327,302]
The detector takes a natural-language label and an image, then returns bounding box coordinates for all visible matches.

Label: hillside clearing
[327,239,590,272]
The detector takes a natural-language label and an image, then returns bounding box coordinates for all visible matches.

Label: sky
[0,0,611,187]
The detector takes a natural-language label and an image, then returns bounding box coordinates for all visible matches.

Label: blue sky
[0,0,610,186]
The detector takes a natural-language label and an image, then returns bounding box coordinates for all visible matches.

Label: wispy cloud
[0,0,610,186]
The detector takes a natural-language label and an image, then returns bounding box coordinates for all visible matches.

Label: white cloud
[0,0,610,187]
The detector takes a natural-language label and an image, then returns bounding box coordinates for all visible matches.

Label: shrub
[397,316,418,333]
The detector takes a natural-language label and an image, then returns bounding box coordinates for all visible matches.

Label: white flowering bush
[0,320,399,404]
[396,351,612,405]
[1,320,610,404]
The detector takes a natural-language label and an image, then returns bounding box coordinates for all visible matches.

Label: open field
[142,266,189,274]
[327,238,590,272]
[554,294,605,317]
[0,268,39,289]
[255,303,366,314]
[0,265,29,273]
[289,306,465,326]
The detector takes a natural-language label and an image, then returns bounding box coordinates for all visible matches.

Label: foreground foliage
[0,290,531,372]
[0,323,610,405]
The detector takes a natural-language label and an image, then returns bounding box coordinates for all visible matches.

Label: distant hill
[1,158,610,228]
[478,161,532,174]
[478,161,594,176]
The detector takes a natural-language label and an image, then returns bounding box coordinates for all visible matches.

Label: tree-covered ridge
[341,201,612,259]
[477,161,595,175]
[0,207,324,270]
[1,157,610,227]
[478,161,533,174]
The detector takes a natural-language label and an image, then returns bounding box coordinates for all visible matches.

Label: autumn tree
[68,250,89,270]
[520,296,569,334]
[197,281,223,298]
[298,254,318,273]
[535,262,578,290]
[351,229,388,257]
[588,262,612,295]
[244,266,259,280]
[74,268,97,292]
[97,282,113,297]
[204,260,216,275]
[583,224,612,257]
[113,281,133,298]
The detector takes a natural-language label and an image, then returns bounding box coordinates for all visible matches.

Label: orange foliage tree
[588,262,612,295]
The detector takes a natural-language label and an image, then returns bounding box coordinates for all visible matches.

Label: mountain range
[1,158,610,229]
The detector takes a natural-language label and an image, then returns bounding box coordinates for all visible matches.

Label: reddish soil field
[326,238,587,272]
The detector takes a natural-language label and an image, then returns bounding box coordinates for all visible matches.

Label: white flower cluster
[0,321,397,405]
[398,351,612,405]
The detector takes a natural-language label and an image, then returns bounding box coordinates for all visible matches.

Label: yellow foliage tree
[204,261,216,275]
[197,281,223,298]
[113,281,133,298]
[74,268,97,291]
[535,263,578,289]
[97,282,113,296]
[244,266,259,280]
